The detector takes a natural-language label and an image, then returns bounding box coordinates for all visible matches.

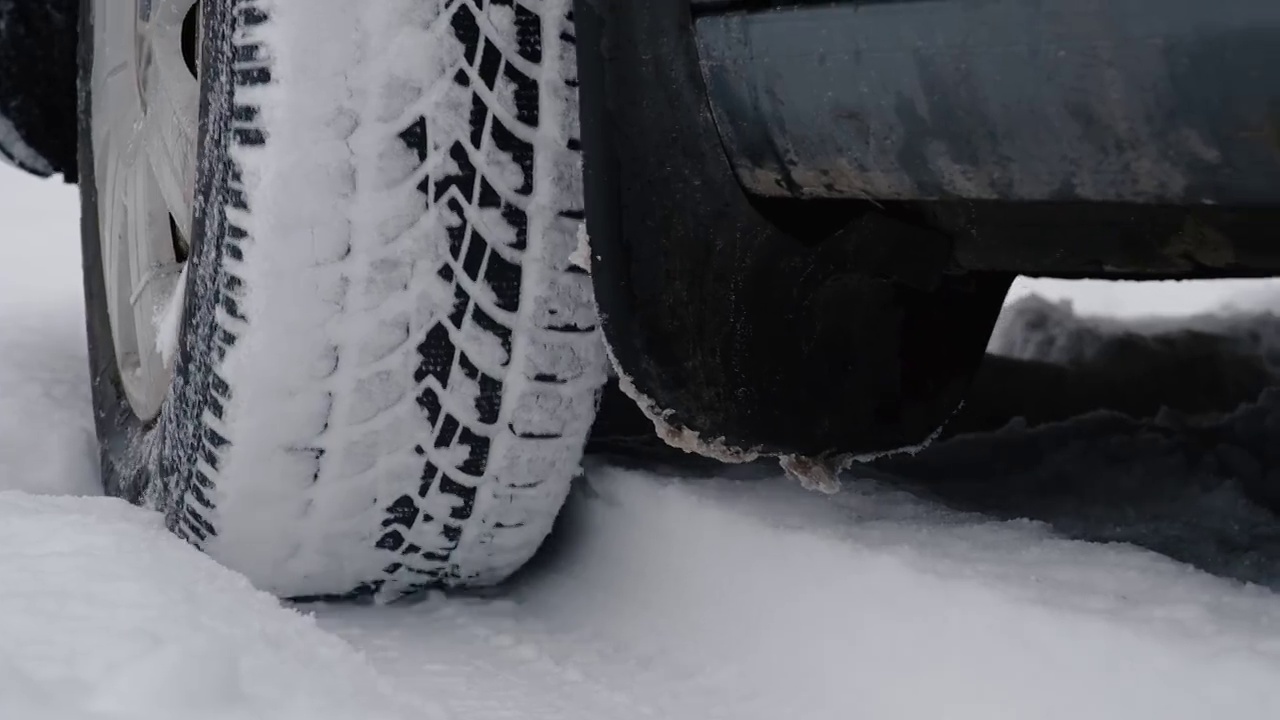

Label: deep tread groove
[233,66,272,86]
[418,386,444,427]
[438,473,479,519]
[512,2,543,63]
[451,4,482,65]
[377,530,406,551]
[436,144,478,203]
[419,460,441,498]
[382,495,420,529]
[501,204,528,250]
[434,415,462,449]
[398,116,429,163]
[233,127,266,146]
[490,120,534,196]
[482,248,521,311]
[455,427,491,478]
[468,94,489,149]
[478,41,503,90]
[415,324,456,386]
[503,64,539,127]
[447,286,471,327]
[461,230,488,279]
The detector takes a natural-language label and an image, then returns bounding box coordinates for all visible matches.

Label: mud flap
[575,0,1012,460]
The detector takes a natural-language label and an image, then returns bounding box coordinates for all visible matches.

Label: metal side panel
[696,0,1280,205]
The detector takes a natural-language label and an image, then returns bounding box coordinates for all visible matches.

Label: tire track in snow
[316,465,1280,720]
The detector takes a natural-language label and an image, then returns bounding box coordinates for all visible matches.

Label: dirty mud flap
[574,0,1012,461]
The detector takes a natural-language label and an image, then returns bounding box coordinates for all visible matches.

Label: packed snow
[5,164,1280,718]
[0,493,424,720]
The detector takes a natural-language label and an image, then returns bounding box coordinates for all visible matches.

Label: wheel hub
[91,0,200,420]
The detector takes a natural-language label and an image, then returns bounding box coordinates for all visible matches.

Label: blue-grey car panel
[696,0,1280,205]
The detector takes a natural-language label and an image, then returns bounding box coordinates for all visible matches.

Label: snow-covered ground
[5,163,1280,718]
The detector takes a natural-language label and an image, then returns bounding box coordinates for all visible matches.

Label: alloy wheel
[90,0,201,420]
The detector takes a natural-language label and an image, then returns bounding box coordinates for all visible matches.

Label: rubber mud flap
[575,0,1013,459]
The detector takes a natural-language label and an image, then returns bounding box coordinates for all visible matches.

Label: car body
[579,0,1280,465]
[5,0,1280,462]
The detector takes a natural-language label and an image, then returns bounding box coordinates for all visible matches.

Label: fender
[0,0,78,179]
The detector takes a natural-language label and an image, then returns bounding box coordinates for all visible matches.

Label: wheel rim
[91,0,201,421]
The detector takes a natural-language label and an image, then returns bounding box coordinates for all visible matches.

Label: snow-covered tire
[78,0,605,599]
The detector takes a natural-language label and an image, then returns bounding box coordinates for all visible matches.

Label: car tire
[79,0,605,599]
